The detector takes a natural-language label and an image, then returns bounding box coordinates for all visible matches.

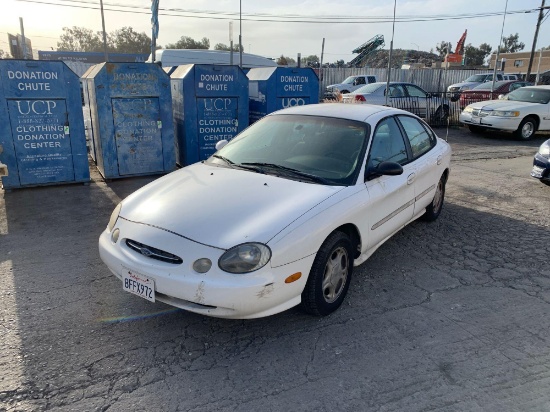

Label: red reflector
[355,95,366,102]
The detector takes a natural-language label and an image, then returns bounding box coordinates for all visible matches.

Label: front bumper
[98,218,314,319]
[531,152,550,182]
[459,112,521,132]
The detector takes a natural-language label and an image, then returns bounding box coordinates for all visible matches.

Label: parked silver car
[342,82,450,123]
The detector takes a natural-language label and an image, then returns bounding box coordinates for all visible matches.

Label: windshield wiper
[240,162,330,184]
[212,154,236,168]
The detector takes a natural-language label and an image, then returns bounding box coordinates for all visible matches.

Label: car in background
[342,82,450,123]
[448,72,504,95]
[99,104,451,319]
[531,139,550,186]
[324,75,378,100]
[460,85,550,140]
[459,80,533,109]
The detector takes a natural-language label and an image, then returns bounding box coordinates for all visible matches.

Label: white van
[150,49,278,68]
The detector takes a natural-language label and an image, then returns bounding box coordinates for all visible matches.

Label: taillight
[355,95,366,102]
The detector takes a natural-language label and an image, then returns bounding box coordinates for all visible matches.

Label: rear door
[395,115,441,217]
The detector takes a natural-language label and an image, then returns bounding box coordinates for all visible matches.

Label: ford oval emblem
[140,247,153,257]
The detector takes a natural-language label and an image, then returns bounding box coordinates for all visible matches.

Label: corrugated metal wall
[319,67,492,93]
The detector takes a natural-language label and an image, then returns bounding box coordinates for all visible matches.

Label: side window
[397,116,435,159]
[356,77,366,85]
[405,85,427,98]
[388,85,405,97]
[368,117,408,169]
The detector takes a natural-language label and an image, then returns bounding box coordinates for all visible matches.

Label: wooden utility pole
[526,0,546,80]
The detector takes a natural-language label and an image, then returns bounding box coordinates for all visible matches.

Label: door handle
[407,173,416,185]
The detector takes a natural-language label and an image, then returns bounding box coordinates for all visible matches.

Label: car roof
[270,103,402,122]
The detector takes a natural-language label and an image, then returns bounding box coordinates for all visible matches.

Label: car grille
[126,239,183,264]
[471,109,491,117]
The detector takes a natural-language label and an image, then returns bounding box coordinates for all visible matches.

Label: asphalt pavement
[1,125,549,412]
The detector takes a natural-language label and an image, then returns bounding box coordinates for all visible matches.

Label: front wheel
[515,117,537,140]
[422,175,446,222]
[301,231,353,316]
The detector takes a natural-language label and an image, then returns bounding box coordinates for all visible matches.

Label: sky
[1,0,550,63]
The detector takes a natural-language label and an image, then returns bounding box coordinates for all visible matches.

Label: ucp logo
[203,98,233,111]
[282,98,306,108]
[16,100,57,115]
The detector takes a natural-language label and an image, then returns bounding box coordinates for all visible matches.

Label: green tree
[301,54,319,67]
[214,43,243,52]
[57,26,104,52]
[464,43,492,66]
[276,55,296,66]
[436,41,453,57]
[110,27,152,54]
[499,33,525,53]
[165,36,210,49]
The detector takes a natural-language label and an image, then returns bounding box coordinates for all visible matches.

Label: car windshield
[506,87,550,104]
[342,76,356,84]
[353,83,383,94]
[207,114,369,186]
[464,74,489,82]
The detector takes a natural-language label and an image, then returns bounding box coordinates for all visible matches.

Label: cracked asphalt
[1,126,549,412]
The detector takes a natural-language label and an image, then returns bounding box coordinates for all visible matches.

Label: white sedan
[460,85,550,140]
[99,104,451,319]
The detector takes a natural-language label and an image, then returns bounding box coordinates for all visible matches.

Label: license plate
[122,266,155,302]
[531,165,544,178]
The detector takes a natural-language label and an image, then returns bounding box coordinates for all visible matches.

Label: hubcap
[322,247,349,303]
[522,122,534,138]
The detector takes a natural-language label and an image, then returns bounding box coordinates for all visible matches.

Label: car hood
[450,81,480,89]
[467,100,540,111]
[119,162,343,249]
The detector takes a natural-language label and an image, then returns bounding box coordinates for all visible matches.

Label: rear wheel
[422,175,446,222]
[434,105,449,122]
[515,117,537,140]
[301,231,353,316]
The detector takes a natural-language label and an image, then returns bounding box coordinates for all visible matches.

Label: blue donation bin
[171,64,249,166]
[84,62,175,179]
[0,60,90,190]
[247,67,319,124]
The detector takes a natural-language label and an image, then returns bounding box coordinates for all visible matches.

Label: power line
[14,0,536,24]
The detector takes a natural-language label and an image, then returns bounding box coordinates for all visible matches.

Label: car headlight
[463,106,473,113]
[539,141,550,158]
[218,243,271,274]
[107,203,122,232]
[491,110,520,117]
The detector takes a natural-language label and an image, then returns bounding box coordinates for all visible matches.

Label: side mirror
[215,140,228,151]
[365,161,404,181]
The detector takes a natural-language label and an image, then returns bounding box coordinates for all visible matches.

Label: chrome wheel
[322,246,349,303]
[521,122,535,139]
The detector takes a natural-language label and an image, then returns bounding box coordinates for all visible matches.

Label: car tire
[541,179,550,187]
[422,175,446,222]
[434,105,449,123]
[301,231,353,316]
[341,90,350,94]
[515,117,537,140]
[468,125,485,134]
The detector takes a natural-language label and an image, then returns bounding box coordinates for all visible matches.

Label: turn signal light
[285,272,302,284]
